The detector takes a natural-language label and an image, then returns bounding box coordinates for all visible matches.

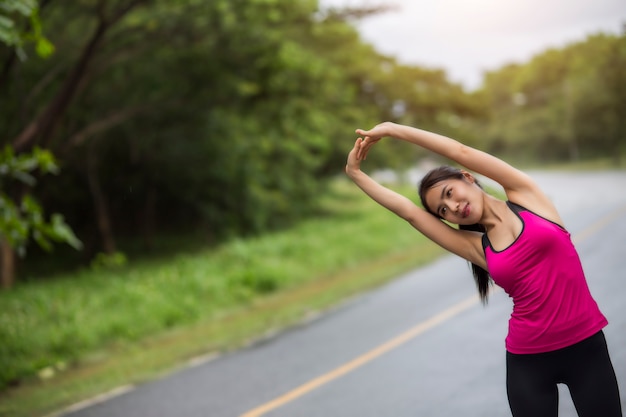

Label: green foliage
[0,145,58,184]
[89,251,128,271]
[0,0,54,59]
[0,147,82,256]
[0,0,486,281]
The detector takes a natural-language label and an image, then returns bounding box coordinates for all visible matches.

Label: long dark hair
[418,166,492,303]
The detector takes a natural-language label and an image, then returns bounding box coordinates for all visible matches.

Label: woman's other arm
[345,138,486,268]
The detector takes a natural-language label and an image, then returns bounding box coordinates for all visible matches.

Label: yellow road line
[572,204,626,244]
[239,203,626,417]
[240,296,479,417]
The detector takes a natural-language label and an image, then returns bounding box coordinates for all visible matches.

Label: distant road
[63,170,626,417]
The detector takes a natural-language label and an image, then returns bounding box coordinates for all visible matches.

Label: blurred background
[0,0,624,415]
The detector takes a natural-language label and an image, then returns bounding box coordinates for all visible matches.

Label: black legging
[506,331,622,417]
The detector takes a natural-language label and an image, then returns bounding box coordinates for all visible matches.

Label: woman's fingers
[346,138,363,174]
[350,138,363,160]
[355,126,382,139]
[358,140,367,160]
[353,130,381,160]
[358,136,379,160]
[354,123,386,159]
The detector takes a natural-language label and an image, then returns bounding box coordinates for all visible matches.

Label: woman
[345,122,622,417]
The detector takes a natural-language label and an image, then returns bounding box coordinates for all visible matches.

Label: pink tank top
[483,202,607,354]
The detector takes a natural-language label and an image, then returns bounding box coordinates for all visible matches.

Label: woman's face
[423,175,483,225]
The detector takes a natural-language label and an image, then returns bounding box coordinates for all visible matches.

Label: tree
[1,0,477,280]
[0,0,82,288]
[570,32,626,164]
[10,0,150,152]
[478,31,625,163]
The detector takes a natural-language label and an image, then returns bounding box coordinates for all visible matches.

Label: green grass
[0,178,447,417]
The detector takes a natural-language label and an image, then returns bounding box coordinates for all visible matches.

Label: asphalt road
[62,170,626,417]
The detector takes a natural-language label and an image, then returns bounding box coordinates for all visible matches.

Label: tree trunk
[12,19,109,152]
[86,145,117,254]
[0,238,15,290]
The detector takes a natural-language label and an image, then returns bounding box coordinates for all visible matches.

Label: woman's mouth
[462,204,470,218]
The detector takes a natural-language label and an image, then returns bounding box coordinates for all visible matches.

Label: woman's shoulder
[505,189,564,228]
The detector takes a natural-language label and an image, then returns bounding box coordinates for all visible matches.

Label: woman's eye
[441,207,447,215]
[446,189,452,197]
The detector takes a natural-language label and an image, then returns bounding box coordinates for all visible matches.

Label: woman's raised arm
[355,122,561,223]
[356,122,531,191]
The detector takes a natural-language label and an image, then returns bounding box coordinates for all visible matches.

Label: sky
[319,0,626,90]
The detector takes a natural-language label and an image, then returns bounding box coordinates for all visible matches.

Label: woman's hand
[355,122,393,160]
[345,138,364,178]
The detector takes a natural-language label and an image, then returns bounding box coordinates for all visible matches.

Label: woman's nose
[444,201,459,215]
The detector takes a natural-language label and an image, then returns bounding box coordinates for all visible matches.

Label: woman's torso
[483,202,607,354]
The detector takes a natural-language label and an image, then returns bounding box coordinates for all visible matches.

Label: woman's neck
[479,195,510,232]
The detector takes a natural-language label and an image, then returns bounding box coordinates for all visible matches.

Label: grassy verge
[0,179,446,417]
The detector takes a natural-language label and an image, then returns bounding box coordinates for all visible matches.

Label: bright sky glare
[319,0,626,90]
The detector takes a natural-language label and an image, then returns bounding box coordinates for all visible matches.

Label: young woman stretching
[345,122,622,417]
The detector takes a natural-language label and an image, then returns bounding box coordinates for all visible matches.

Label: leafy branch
[0,146,82,258]
[0,0,55,60]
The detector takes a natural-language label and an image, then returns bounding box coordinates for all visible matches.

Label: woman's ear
[460,170,475,183]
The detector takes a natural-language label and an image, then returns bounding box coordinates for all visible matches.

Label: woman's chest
[486,209,523,252]
[485,212,571,289]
